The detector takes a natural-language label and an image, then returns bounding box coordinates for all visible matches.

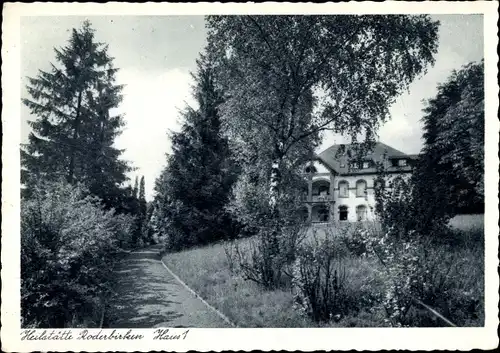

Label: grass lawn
[162,215,484,328]
[162,239,313,327]
[449,214,484,232]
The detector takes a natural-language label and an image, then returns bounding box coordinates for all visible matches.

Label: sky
[20,15,484,201]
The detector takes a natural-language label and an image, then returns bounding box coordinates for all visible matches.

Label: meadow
[161,214,484,327]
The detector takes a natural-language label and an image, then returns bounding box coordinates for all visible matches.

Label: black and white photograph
[2,2,498,352]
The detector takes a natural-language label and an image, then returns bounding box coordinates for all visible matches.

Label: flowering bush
[21,180,135,328]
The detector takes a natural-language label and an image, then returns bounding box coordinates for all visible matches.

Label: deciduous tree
[416,60,484,216]
[206,15,440,209]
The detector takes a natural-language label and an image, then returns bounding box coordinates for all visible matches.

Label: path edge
[159,257,237,328]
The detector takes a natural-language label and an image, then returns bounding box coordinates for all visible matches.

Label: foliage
[339,223,373,257]
[207,15,439,292]
[349,224,484,327]
[206,15,439,206]
[374,169,454,239]
[163,238,312,328]
[291,233,354,322]
[131,175,148,246]
[416,60,484,216]
[154,55,240,251]
[21,180,135,328]
[228,222,307,289]
[21,20,133,211]
[139,176,147,217]
[226,161,307,235]
[165,224,483,327]
[226,157,308,289]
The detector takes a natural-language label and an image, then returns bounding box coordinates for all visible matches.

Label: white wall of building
[332,174,376,222]
[305,171,412,223]
[310,161,330,174]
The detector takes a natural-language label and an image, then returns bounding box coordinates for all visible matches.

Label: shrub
[338,223,380,257]
[230,222,307,289]
[21,180,134,328]
[374,174,450,240]
[351,224,484,327]
[291,232,356,322]
[108,213,136,250]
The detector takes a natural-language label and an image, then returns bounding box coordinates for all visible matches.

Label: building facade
[301,142,416,223]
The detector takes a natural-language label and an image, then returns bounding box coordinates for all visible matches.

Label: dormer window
[305,165,317,174]
[390,158,408,167]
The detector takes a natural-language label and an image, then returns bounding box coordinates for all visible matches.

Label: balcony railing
[301,194,334,202]
[311,194,332,202]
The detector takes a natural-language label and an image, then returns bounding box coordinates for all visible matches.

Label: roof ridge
[318,141,408,156]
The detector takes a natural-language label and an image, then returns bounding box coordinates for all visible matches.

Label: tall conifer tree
[153,55,239,250]
[21,20,131,208]
[139,176,147,217]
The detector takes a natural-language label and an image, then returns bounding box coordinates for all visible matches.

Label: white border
[2,2,499,352]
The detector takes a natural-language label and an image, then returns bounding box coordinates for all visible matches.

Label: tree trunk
[68,90,83,184]
[269,158,280,211]
[268,148,283,254]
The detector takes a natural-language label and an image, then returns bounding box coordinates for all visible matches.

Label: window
[305,165,317,173]
[362,161,370,169]
[340,162,346,168]
[398,159,407,167]
[356,205,368,221]
[391,159,399,167]
[339,206,348,221]
[356,180,367,197]
[338,181,349,198]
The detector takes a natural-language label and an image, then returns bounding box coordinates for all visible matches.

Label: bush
[350,224,484,327]
[291,232,356,323]
[21,180,135,328]
[229,222,307,289]
[338,223,381,257]
[374,175,450,240]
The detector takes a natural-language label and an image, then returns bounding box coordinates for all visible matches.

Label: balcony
[311,194,333,203]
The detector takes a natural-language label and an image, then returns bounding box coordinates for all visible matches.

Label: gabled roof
[315,142,416,175]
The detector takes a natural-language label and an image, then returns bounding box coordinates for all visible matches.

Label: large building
[302,142,417,223]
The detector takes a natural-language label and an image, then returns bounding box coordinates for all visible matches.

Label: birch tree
[206,15,439,210]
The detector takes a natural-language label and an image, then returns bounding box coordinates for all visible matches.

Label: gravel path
[105,245,231,328]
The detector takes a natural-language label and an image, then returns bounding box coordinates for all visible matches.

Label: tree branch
[245,15,282,63]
